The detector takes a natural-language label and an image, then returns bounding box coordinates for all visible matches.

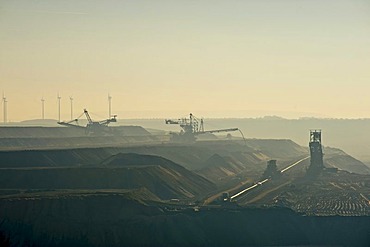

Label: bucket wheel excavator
[58,109,117,135]
[165,113,239,143]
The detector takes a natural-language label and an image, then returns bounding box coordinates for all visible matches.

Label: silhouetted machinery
[165,113,239,143]
[308,129,324,174]
[262,160,281,179]
[58,109,117,135]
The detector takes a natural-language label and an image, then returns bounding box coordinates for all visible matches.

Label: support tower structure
[308,130,324,174]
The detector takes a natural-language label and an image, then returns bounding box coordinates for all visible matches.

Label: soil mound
[101,153,180,168]
[198,154,246,181]
[324,147,370,174]
[245,139,308,158]
[0,153,215,200]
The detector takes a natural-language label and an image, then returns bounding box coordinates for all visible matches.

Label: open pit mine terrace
[0,126,369,246]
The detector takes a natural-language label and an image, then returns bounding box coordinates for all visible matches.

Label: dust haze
[1,1,370,247]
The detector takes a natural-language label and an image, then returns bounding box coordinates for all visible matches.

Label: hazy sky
[1,0,370,121]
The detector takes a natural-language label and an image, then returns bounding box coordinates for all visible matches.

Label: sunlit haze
[1,0,370,121]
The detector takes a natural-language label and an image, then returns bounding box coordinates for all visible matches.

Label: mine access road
[230,156,310,201]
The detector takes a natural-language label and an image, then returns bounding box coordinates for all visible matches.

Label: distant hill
[20,119,60,126]
[0,126,151,138]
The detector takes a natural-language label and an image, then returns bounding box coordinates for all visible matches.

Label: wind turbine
[2,93,7,123]
[41,97,45,120]
[57,93,61,122]
[69,96,73,120]
[108,93,112,118]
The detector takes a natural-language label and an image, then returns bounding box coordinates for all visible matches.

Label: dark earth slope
[0,154,215,200]
[0,195,369,247]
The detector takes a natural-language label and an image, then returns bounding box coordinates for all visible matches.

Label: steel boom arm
[197,128,239,135]
[57,121,86,129]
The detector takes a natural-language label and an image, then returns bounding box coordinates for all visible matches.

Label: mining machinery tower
[262,159,281,179]
[308,130,324,174]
